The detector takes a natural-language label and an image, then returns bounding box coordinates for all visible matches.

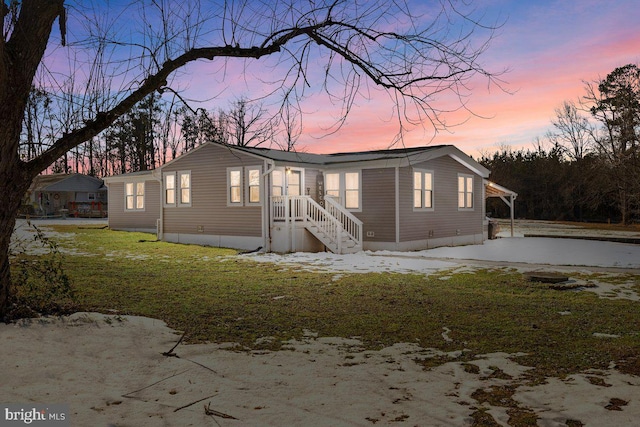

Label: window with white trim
[324,171,361,211]
[325,173,340,199]
[458,174,474,209]
[228,167,243,205]
[164,173,176,206]
[272,170,284,196]
[125,182,145,211]
[178,171,191,206]
[247,167,261,205]
[413,170,433,210]
[344,172,360,209]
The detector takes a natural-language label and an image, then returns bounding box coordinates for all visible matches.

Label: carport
[485,180,518,237]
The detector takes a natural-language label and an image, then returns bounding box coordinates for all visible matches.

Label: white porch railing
[271,195,362,254]
[323,195,362,245]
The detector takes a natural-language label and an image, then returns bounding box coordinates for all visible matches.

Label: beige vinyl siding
[400,156,483,242]
[357,168,396,242]
[161,144,262,237]
[304,168,321,201]
[108,180,160,231]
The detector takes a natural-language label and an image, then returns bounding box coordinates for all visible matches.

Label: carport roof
[485,180,517,199]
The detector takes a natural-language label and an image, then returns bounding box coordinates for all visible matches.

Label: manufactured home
[104,143,516,253]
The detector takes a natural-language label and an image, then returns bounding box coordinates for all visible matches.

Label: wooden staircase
[271,195,362,254]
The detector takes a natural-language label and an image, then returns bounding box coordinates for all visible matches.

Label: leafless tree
[546,100,594,161]
[158,95,182,165]
[225,97,275,147]
[0,0,505,317]
[276,100,302,152]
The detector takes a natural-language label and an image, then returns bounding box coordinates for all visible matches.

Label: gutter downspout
[262,160,276,252]
[151,169,163,241]
[395,166,400,249]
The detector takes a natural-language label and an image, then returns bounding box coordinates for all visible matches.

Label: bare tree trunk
[0,0,65,317]
[0,172,33,319]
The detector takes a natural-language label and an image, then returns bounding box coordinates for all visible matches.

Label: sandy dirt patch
[1,313,638,426]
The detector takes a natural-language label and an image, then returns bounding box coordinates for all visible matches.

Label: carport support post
[510,194,514,237]
[500,194,516,238]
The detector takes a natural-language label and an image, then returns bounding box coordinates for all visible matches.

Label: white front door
[286,170,301,196]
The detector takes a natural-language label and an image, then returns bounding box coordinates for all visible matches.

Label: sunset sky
[171,0,640,157]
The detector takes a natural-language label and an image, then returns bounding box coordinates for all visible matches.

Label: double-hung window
[125,182,145,211]
[413,170,434,210]
[164,171,191,207]
[164,173,176,205]
[179,172,191,206]
[272,170,284,196]
[228,167,243,205]
[247,167,261,205]
[325,173,340,199]
[344,172,360,209]
[458,174,474,209]
[324,171,361,211]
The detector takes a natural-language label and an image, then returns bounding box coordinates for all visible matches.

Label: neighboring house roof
[30,173,106,193]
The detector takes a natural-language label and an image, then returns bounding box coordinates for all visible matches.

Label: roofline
[32,172,106,190]
[104,142,490,178]
[103,169,156,183]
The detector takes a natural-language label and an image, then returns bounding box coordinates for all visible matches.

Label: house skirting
[111,227,157,234]
[270,223,325,253]
[363,233,484,252]
[163,233,263,251]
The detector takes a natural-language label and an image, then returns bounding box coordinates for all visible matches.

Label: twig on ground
[182,357,218,374]
[204,401,238,420]
[121,369,191,398]
[173,394,217,412]
[161,331,218,373]
[163,331,186,357]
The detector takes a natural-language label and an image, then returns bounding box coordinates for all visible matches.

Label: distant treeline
[20,93,297,178]
[480,147,620,223]
[481,64,640,225]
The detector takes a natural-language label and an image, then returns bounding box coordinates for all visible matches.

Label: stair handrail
[323,195,363,248]
[300,196,343,253]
